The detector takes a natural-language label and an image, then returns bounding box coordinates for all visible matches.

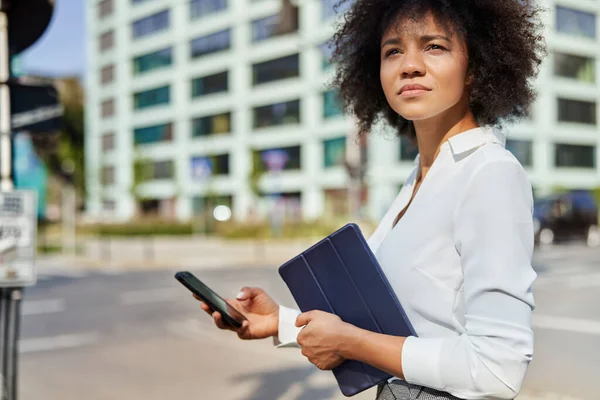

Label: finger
[200,302,213,315]
[295,311,313,327]
[237,320,251,340]
[213,312,234,331]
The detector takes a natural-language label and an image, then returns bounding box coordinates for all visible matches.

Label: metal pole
[0,10,13,192]
[0,289,7,400]
[4,289,20,400]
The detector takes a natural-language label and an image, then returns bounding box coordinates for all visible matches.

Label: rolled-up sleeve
[273,305,302,348]
[401,160,537,400]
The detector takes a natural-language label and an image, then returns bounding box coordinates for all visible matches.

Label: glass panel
[133,47,173,75]
[321,0,353,20]
[99,30,114,52]
[555,144,596,168]
[323,89,343,119]
[190,0,228,20]
[251,12,298,42]
[558,98,597,125]
[399,136,418,162]
[191,71,228,97]
[255,146,301,170]
[253,99,300,128]
[153,160,174,179]
[190,29,231,59]
[134,123,173,145]
[252,54,300,85]
[102,133,115,151]
[132,10,170,39]
[319,41,335,70]
[100,64,115,84]
[323,137,346,168]
[99,0,113,18]
[192,112,231,137]
[101,166,115,185]
[554,53,595,83]
[101,99,115,117]
[190,154,230,179]
[506,139,533,167]
[556,6,596,39]
[134,85,170,109]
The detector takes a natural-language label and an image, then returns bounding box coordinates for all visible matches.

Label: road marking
[533,314,600,336]
[120,288,180,305]
[19,333,100,354]
[22,299,65,316]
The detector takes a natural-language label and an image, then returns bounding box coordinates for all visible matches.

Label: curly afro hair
[330,0,547,137]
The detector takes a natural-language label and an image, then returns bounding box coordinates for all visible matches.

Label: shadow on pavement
[230,365,338,400]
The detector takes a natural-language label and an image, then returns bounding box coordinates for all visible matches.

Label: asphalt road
[15,243,600,400]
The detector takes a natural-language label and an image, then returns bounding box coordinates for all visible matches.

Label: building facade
[86,0,600,223]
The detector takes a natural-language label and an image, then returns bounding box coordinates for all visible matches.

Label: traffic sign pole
[1,6,21,400]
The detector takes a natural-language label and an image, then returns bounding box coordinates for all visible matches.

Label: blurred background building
[84,0,600,223]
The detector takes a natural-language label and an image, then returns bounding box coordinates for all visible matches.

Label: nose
[400,50,425,78]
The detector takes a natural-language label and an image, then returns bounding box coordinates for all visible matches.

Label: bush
[214,220,346,240]
[88,221,194,237]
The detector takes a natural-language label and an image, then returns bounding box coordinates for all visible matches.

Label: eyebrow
[381,34,452,49]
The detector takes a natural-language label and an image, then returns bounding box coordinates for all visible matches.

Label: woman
[198,0,546,399]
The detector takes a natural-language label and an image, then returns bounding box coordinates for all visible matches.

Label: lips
[398,84,431,94]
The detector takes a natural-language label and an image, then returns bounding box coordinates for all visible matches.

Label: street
[17,244,600,400]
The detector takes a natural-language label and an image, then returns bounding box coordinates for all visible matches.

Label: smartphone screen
[175,271,246,327]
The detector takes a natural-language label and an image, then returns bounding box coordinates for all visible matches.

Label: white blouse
[276,127,537,400]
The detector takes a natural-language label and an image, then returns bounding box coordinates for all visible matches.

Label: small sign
[0,190,38,287]
[262,149,289,172]
[190,156,213,181]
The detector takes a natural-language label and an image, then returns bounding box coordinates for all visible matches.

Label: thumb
[295,311,312,328]
[235,286,261,302]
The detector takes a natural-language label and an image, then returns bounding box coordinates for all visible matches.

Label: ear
[465,74,474,86]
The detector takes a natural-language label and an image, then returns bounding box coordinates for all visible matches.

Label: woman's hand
[196,286,279,340]
[295,310,356,371]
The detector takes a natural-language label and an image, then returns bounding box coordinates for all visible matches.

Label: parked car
[533,190,599,247]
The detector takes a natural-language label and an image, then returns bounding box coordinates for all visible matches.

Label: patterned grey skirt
[376,380,462,400]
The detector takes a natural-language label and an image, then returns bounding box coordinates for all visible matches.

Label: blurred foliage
[81,220,194,237]
[214,220,344,240]
[249,150,265,197]
[30,77,85,204]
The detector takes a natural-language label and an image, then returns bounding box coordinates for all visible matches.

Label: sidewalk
[35,236,325,273]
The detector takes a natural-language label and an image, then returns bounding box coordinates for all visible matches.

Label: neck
[413,97,478,179]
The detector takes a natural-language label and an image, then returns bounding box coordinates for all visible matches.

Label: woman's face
[380,13,470,122]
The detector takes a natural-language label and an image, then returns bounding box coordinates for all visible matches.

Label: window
[134,85,170,109]
[132,0,152,3]
[253,99,300,128]
[99,0,113,18]
[323,89,343,119]
[190,154,230,180]
[191,71,228,98]
[556,7,596,39]
[102,133,115,151]
[102,200,116,212]
[192,112,231,137]
[506,139,533,167]
[319,41,335,70]
[252,54,300,85]
[100,64,115,84]
[133,47,173,75]
[152,160,174,179]
[190,29,231,59]
[190,0,227,20]
[399,136,418,162]
[251,13,298,42]
[558,98,597,125]
[321,0,352,20]
[192,195,232,215]
[101,99,115,118]
[255,146,301,171]
[101,166,115,185]
[132,10,169,39]
[555,144,596,169]
[323,137,346,168]
[134,123,173,145]
[554,53,595,83]
[99,30,114,52]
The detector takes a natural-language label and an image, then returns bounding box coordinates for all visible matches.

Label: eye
[384,48,400,58]
[426,44,447,52]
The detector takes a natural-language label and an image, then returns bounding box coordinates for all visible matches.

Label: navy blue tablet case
[278,223,417,397]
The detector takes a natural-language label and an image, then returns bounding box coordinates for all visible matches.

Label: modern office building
[86,0,600,223]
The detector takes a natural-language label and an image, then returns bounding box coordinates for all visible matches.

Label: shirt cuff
[401,336,445,390]
[272,305,302,348]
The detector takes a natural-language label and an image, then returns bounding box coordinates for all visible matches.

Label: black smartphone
[174,271,247,329]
